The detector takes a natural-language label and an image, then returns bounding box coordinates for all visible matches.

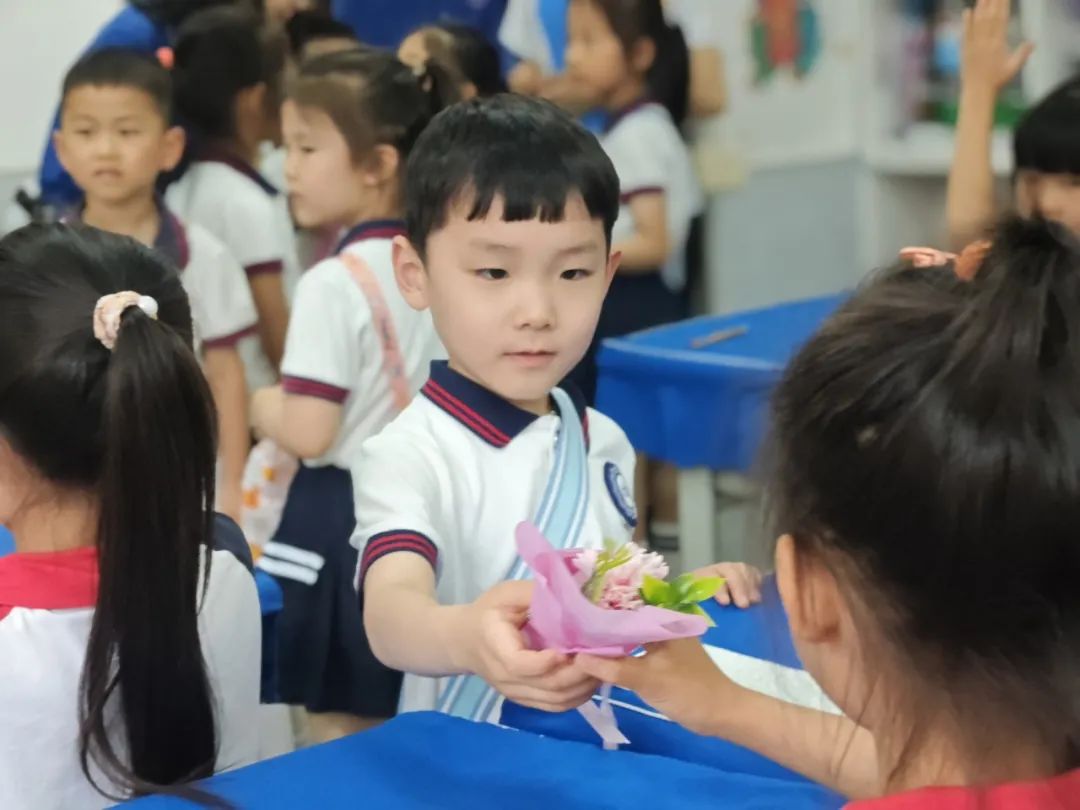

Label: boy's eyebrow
[554,241,602,258]
[467,238,521,253]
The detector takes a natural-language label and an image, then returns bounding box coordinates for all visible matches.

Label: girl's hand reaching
[961,0,1034,93]
[692,562,764,608]
[577,638,740,737]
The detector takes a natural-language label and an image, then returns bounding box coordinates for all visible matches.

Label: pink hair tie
[898,246,958,269]
[93,292,158,351]
[899,240,991,282]
[156,46,175,70]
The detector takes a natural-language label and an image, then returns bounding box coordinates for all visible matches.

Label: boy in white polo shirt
[352,95,625,716]
[353,95,761,718]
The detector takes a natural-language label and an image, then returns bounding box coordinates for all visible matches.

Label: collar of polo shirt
[421,360,589,449]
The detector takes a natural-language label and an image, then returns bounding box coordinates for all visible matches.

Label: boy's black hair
[61,48,172,123]
[284,10,357,59]
[1014,74,1080,175]
[404,94,620,256]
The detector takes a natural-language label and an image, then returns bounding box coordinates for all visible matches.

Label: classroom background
[1,1,1079,807]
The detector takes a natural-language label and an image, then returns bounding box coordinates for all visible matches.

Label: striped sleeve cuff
[281,375,349,404]
[360,530,438,585]
[244,259,283,277]
[202,323,258,349]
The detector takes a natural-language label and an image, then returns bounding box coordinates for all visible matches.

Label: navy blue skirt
[265,464,402,716]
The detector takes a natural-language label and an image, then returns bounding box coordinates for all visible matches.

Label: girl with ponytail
[248,47,452,743]
[0,225,260,807]
[580,217,1080,807]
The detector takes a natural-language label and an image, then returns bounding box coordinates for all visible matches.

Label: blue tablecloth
[126,712,839,810]
[596,295,844,471]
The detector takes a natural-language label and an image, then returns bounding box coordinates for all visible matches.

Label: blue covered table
[127,582,843,810]
[596,294,843,569]
[125,711,840,809]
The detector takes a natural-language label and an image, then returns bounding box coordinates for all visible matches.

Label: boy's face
[281,100,367,229]
[395,194,619,414]
[55,85,182,207]
[1016,170,1080,236]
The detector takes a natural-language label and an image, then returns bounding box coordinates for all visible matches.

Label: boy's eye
[476,268,508,281]
[119,130,139,137]
[561,268,591,281]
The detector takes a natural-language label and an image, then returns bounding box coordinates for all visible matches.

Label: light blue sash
[438,387,589,721]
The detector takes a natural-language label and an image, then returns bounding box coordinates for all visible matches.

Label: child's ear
[630,37,657,75]
[775,535,843,647]
[362,145,401,188]
[392,235,430,312]
[159,125,186,173]
[53,130,71,174]
[604,250,621,289]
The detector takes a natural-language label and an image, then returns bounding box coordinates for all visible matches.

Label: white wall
[0,0,122,173]
[0,0,122,224]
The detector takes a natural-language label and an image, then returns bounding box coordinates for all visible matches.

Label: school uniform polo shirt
[64,207,258,355]
[846,769,1080,809]
[601,100,704,292]
[350,360,638,713]
[166,149,301,389]
[0,546,261,808]
[278,220,444,470]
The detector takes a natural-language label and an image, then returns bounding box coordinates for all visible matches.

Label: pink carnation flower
[570,542,670,610]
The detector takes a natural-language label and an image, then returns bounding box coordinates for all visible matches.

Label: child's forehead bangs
[456,171,577,226]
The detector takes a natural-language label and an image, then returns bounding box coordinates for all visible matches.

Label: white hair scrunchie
[93,291,158,351]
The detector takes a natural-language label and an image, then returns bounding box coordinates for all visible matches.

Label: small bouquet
[515,523,723,748]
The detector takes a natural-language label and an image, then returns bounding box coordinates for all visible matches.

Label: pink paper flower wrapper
[514,522,710,748]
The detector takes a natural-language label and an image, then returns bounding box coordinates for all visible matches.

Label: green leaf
[671,573,697,601]
[684,577,724,603]
[640,575,671,605]
[687,602,716,627]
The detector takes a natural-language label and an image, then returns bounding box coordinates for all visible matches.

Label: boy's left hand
[692,562,764,608]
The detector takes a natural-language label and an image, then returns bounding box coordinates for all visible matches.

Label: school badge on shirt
[604,462,638,528]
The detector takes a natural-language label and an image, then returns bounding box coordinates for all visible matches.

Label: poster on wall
[697,0,861,173]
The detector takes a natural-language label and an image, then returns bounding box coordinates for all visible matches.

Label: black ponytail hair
[417,23,508,97]
[579,0,690,126]
[172,5,286,141]
[768,216,1080,772]
[288,46,460,173]
[0,225,221,800]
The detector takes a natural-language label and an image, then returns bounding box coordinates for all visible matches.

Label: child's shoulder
[171,160,278,213]
[356,396,448,473]
[585,406,634,463]
[608,102,681,141]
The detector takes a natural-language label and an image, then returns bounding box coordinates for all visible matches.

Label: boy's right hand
[460,581,601,713]
[961,0,1034,93]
